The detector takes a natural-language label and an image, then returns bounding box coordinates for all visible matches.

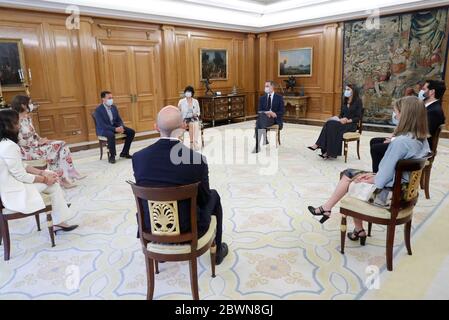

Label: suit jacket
[132,139,212,235]
[339,98,363,131]
[426,100,446,147]
[258,93,285,128]
[93,104,125,136]
[0,139,45,214]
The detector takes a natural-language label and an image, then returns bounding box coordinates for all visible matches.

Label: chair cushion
[343,132,360,140]
[267,125,279,130]
[23,159,47,168]
[98,133,127,141]
[146,216,217,255]
[425,160,430,166]
[340,196,413,220]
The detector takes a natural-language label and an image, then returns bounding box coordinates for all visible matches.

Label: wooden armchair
[420,124,444,199]
[343,109,364,163]
[128,181,217,300]
[339,156,428,271]
[0,194,55,261]
[91,114,127,160]
[266,124,281,147]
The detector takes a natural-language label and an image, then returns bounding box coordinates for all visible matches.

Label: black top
[426,100,446,147]
[339,98,363,130]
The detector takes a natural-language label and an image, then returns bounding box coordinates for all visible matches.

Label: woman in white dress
[0,109,78,233]
[178,85,201,150]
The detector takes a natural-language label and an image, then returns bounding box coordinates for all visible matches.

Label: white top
[0,139,45,214]
[178,97,200,120]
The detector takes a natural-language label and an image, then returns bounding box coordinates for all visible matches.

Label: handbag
[347,182,377,202]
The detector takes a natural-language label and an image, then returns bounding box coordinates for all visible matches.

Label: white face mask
[391,111,399,126]
[344,89,352,98]
[105,99,114,106]
[264,87,271,94]
[418,90,426,101]
[28,103,35,112]
[185,91,192,98]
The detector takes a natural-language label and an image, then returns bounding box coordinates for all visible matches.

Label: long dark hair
[0,109,20,143]
[10,95,30,113]
[343,84,360,106]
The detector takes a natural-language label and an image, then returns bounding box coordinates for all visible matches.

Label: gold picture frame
[278,47,313,77]
[0,38,28,92]
[200,48,228,81]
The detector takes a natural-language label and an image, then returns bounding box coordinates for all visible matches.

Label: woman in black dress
[308,84,363,159]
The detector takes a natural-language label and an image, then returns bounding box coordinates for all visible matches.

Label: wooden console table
[282,95,308,120]
[198,94,246,127]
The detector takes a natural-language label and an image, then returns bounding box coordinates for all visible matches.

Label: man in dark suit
[253,81,285,153]
[132,106,229,265]
[94,91,135,164]
[370,79,446,172]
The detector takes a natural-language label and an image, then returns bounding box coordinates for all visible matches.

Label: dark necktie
[267,94,272,111]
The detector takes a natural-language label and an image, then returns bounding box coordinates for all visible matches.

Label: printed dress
[18,117,81,182]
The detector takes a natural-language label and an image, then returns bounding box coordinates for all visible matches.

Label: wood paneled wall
[1,7,447,142]
[260,24,344,120]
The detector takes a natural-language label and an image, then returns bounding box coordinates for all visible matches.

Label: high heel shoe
[347,229,367,246]
[307,206,331,224]
[307,146,318,151]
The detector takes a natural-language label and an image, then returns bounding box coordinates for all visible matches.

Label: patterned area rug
[1,122,448,300]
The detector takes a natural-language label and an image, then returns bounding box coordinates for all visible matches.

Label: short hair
[265,80,276,87]
[101,91,112,99]
[0,109,20,144]
[426,80,446,100]
[184,85,195,97]
[10,95,30,113]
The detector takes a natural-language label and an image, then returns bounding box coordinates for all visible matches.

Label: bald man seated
[132,106,228,265]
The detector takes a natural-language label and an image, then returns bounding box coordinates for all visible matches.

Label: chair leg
[145,256,155,300]
[201,128,205,147]
[46,214,55,247]
[404,220,412,255]
[278,130,281,146]
[1,218,11,261]
[356,139,361,160]
[210,241,217,278]
[154,260,159,274]
[340,215,347,254]
[99,141,104,160]
[344,141,348,163]
[189,258,200,300]
[35,214,41,231]
[368,222,372,237]
[386,224,396,271]
[424,166,431,199]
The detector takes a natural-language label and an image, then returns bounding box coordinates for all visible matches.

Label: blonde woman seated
[178,85,201,150]
[307,96,430,245]
[0,109,78,233]
[11,95,86,189]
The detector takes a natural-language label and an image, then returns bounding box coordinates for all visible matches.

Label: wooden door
[130,46,157,131]
[98,41,159,131]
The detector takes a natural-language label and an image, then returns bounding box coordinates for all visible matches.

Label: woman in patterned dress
[10,95,86,189]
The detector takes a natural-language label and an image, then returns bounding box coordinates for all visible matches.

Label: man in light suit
[253,81,285,153]
[94,91,135,164]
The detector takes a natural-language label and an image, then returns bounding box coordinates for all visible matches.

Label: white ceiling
[0,0,448,32]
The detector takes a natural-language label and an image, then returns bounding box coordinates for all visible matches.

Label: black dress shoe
[108,157,116,164]
[120,154,133,159]
[215,243,229,265]
[54,224,79,234]
[251,147,260,154]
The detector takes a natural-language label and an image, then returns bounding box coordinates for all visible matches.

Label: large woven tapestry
[343,8,449,124]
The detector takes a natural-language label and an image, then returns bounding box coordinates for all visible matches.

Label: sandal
[307,206,331,224]
[347,228,367,246]
[307,146,319,151]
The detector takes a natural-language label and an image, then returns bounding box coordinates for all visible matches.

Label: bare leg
[315,176,352,215]
[188,122,195,145]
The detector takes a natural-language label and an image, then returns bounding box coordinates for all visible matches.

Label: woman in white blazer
[0,109,78,232]
[178,85,201,150]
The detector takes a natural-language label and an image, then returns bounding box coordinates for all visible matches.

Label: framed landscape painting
[0,39,27,91]
[200,49,228,80]
[278,48,313,77]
